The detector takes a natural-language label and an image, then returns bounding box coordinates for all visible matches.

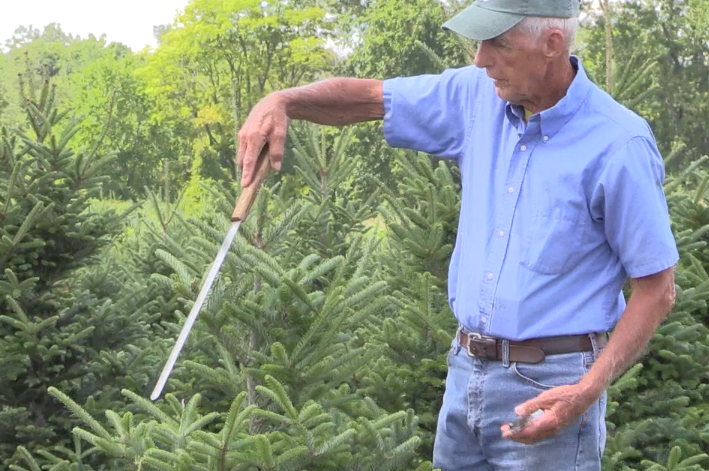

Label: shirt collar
[505,55,592,140]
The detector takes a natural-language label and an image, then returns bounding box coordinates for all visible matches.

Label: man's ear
[543,29,566,58]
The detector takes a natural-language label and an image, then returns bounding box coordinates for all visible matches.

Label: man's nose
[474,41,492,69]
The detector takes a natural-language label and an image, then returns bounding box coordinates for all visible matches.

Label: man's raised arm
[237,78,384,186]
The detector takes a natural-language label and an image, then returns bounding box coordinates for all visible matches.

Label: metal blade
[150,220,242,401]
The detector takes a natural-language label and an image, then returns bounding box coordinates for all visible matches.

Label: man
[236,0,679,469]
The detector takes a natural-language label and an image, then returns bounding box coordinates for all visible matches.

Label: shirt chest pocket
[520,205,589,276]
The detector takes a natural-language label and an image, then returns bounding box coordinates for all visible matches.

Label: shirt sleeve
[591,136,679,278]
[382,66,481,161]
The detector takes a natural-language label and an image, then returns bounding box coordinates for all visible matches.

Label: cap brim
[442,3,525,41]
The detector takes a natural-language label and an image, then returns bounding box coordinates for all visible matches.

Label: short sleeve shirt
[382,56,679,340]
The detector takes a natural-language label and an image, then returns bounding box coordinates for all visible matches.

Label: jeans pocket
[520,208,588,276]
[511,352,587,391]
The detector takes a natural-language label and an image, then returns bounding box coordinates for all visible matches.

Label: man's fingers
[242,135,268,187]
[237,133,247,168]
[268,128,287,172]
[515,395,550,417]
[503,411,556,443]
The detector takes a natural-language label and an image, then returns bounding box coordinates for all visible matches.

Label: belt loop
[502,339,510,367]
[588,332,600,357]
[454,325,462,354]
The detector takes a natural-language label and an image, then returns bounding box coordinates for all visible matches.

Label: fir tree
[15,125,435,471]
[0,67,155,467]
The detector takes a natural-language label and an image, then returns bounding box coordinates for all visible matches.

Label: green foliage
[0,71,157,467]
[15,146,433,469]
[287,123,381,259]
[4,1,709,470]
[580,0,709,163]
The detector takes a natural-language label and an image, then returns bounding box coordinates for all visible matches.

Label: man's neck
[521,58,577,115]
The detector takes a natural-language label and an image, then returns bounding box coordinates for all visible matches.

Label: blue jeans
[433,332,607,470]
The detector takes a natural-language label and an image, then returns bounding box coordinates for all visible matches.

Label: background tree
[4,0,709,469]
[0,68,159,467]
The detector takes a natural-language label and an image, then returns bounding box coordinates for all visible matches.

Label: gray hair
[513,16,578,50]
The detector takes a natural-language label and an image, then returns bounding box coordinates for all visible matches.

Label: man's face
[473,27,548,106]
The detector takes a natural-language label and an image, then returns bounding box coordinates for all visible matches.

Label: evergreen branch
[4,295,31,324]
[290,293,344,364]
[184,412,221,437]
[105,410,126,436]
[263,375,298,419]
[0,315,29,331]
[318,428,357,456]
[251,409,293,426]
[145,187,167,228]
[11,200,43,246]
[293,164,323,193]
[255,435,275,468]
[82,152,118,179]
[154,249,196,287]
[345,280,388,308]
[62,326,95,346]
[191,430,221,450]
[220,393,252,467]
[55,116,83,158]
[84,86,117,170]
[616,59,658,104]
[179,393,203,434]
[664,142,687,167]
[296,253,321,273]
[274,445,310,469]
[47,387,112,440]
[297,402,323,424]
[240,241,286,277]
[143,449,181,470]
[264,202,309,249]
[2,161,21,215]
[665,156,709,193]
[281,276,317,312]
[694,174,709,204]
[300,256,344,286]
[414,39,449,73]
[10,446,41,471]
[122,389,178,427]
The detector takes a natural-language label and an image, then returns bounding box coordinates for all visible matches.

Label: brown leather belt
[457,330,609,364]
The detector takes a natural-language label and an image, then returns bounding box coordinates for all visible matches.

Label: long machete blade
[150,220,241,401]
[150,145,272,401]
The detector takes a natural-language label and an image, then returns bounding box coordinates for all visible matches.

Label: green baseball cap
[442,0,580,41]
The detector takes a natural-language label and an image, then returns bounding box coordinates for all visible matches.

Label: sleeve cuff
[382,78,399,148]
[624,252,679,278]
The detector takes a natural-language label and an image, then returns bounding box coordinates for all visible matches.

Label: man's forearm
[276,78,384,126]
[579,267,676,398]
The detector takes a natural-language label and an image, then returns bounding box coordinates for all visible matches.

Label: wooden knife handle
[231,145,271,222]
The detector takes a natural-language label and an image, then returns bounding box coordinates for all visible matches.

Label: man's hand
[236,78,384,187]
[501,384,597,444]
[237,93,290,187]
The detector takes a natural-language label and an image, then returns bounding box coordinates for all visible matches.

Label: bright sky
[0,0,190,52]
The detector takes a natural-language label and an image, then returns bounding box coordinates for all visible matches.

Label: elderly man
[237,0,679,469]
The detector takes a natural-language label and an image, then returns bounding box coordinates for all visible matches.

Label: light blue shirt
[382,56,679,341]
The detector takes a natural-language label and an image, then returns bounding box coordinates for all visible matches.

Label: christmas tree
[0,66,159,467]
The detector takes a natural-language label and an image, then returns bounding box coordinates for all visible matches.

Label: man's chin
[494,86,523,105]
[494,86,512,102]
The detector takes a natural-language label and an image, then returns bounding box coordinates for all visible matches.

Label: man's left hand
[501,384,598,444]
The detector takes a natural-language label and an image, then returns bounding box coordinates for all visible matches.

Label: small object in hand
[508,409,543,433]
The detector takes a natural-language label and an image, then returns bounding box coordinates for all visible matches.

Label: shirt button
[520,145,527,151]
[487,273,493,280]
[543,135,549,141]
[508,187,514,193]
[481,316,488,323]
[499,230,505,237]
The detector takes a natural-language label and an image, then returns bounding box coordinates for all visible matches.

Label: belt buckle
[465,332,497,358]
